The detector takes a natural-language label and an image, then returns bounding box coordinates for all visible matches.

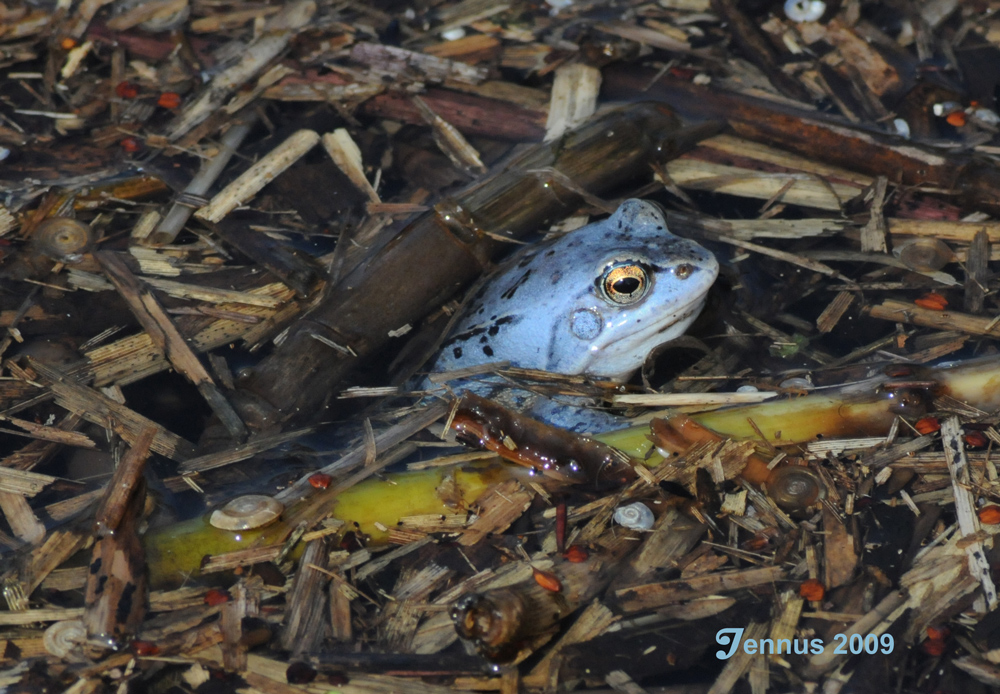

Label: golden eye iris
[601,263,648,304]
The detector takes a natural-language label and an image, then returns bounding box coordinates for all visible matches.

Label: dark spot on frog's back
[500,269,532,300]
[550,270,562,284]
[90,558,103,574]
[116,582,137,626]
[453,347,463,359]
[483,345,494,357]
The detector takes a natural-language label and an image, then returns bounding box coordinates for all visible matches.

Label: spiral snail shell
[766,466,824,512]
[43,619,87,660]
[613,501,655,531]
[31,218,94,262]
[209,495,284,531]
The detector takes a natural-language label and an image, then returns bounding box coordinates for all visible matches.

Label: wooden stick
[866,299,1000,338]
[193,129,320,224]
[95,252,247,441]
[94,426,155,536]
[614,566,786,612]
[0,491,44,543]
[941,417,998,611]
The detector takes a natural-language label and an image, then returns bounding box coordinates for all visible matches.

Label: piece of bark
[663,156,861,210]
[859,176,889,253]
[413,96,487,175]
[322,129,380,204]
[816,291,855,333]
[280,535,334,655]
[328,576,353,643]
[0,491,43,544]
[93,426,155,535]
[81,280,295,388]
[866,299,1000,338]
[0,414,95,450]
[83,476,148,655]
[382,563,454,652]
[194,130,320,224]
[545,63,601,142]
[0,467,57,496]
[458,479,533,547]
[221,579,260,672]
[199,545,283,576]
[177,427,315,474]
[523,600,619,689]
[349,42,488,85]
[941,417,998,611]
[798,19,904,99]
[614,566,786,613]
[822,505,857,590]
[358,86,546,141]
[610,506,708,589]
[95,251,246,440]
[964,229,990,314]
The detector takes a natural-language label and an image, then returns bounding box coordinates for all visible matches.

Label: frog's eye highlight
[601,263,649,304]
[676,263,694,279]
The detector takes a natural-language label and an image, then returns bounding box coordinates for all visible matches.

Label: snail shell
[32,218,94,262]
[784,0,826,21]
[210,495,284,531]
[43,619,87,660]
[613,501,655,531]
[451,589,526,649]
[893,238,954,272]
[766,466,824,511]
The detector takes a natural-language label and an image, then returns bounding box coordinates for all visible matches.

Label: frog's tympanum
[426,199,719,432]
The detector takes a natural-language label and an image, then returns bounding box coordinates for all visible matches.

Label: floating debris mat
[0,1,999,693]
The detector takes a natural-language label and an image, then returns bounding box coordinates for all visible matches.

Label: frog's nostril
[675,263,693,279]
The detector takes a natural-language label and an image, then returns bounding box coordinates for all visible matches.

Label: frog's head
[549,199,718,380]
[435,199,718,383]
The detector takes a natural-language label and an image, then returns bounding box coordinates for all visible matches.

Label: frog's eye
[601,263,649,304]
[676,263,694,279]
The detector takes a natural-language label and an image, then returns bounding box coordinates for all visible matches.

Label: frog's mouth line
[585,293,712,381]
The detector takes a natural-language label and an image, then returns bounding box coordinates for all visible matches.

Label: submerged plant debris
[1,0,1000,692]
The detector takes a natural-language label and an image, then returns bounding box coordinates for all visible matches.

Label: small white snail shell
[613,502,655,531]
[44,619,86,660]
[210,495,284,531]
[784,0,826,22]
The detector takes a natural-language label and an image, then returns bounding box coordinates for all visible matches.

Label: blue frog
[423,199,719,432]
